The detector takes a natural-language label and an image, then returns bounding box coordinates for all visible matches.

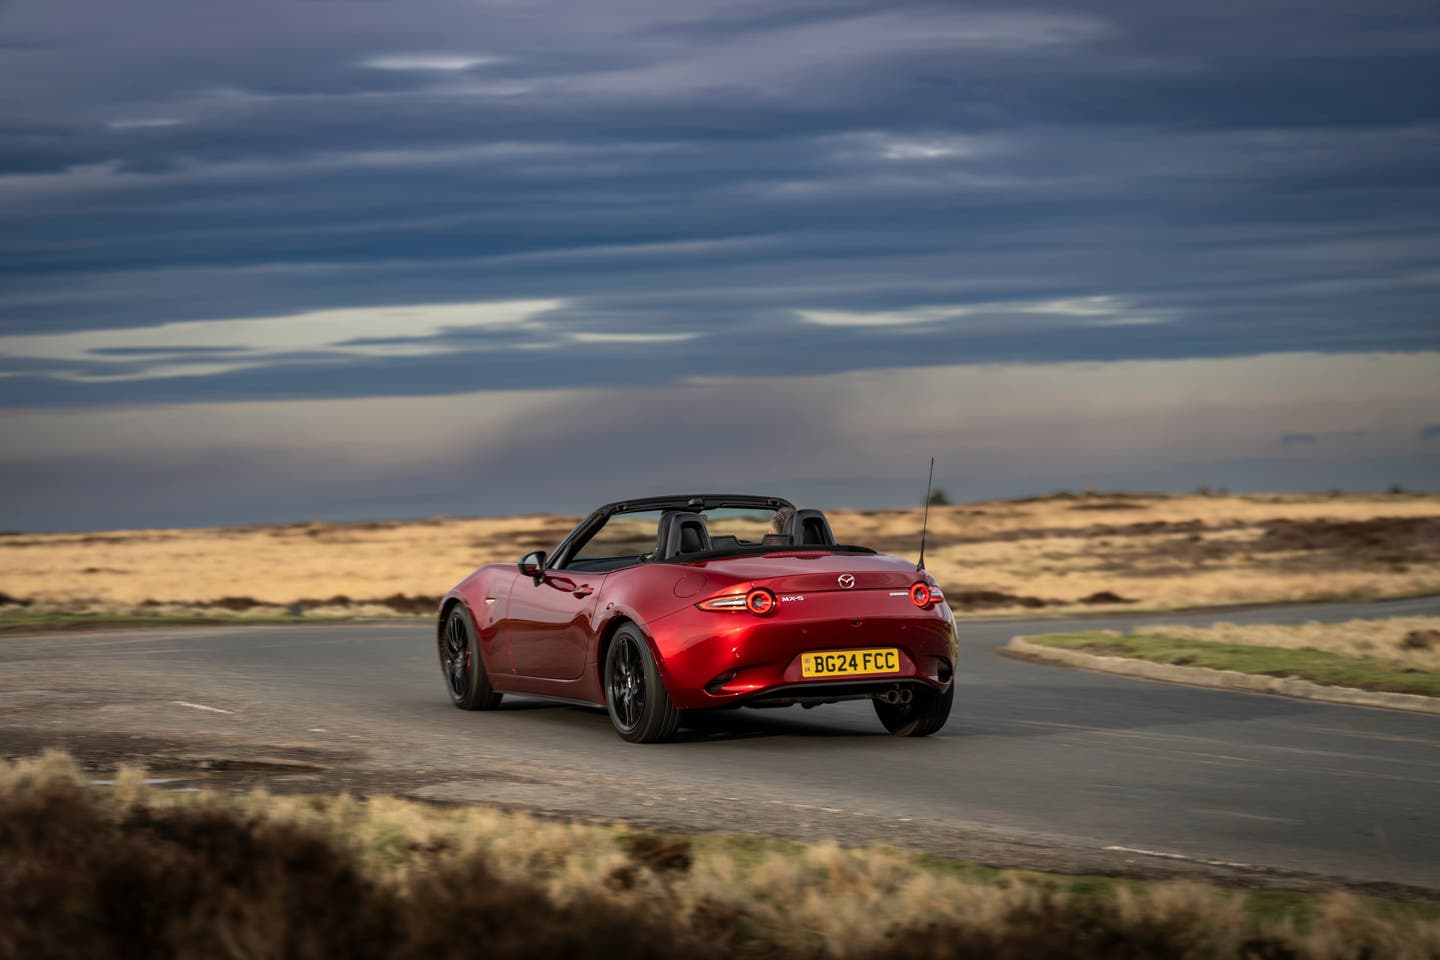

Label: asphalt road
[3,596,1438,892]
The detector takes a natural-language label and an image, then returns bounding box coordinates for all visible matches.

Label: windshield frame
[547,494,794,571]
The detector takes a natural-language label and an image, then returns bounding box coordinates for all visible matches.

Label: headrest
[785,508,836,547]
[658,511,711,560]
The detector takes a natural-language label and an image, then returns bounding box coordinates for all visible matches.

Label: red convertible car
[436,494,957,742]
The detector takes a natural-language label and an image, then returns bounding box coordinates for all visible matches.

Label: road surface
[2,596,1437,893]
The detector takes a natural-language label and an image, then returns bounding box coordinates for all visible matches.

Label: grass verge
[2,752,1438,959]
[1022,632,1440,697]
[0,609,353,633]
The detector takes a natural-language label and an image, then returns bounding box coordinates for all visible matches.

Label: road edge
[1004,637,1440,716]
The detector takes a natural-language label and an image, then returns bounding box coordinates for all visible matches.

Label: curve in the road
[1,596,1436,891]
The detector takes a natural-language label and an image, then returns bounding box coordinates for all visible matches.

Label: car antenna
[917,457,935,572]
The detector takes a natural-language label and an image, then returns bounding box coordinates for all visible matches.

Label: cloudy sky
[2,0,1438,530]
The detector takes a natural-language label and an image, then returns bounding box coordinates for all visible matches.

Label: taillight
[910,582,944,608]
[697,588,778,617]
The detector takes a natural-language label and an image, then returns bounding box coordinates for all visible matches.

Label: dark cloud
[1,3,1436,362]
[1281,430,1369,446]
[1,1,1438,526]
[87,345,251,356]
[1421,424,1440,440]
[0,310,1420,409]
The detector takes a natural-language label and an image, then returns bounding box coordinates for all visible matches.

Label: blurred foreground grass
[2,751,1437,959]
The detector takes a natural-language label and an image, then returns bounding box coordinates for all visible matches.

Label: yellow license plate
[801,647,901,678]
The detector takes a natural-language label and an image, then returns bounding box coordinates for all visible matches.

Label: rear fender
[592,606,672,698]
[587,562,771,701]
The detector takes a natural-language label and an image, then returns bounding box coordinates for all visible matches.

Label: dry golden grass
[4,751,1438,960]
[2,492,1438,620]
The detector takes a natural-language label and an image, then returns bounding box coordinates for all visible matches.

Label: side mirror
[518,550,546,584]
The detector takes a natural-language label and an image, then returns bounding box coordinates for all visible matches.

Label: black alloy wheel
[439,606,502,710]
[603,624,680,743]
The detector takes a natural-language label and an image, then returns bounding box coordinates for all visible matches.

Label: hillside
[3,492,1438,622]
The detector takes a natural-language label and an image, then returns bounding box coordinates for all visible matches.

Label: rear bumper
[649,604,957,710]
[736,677,940,707]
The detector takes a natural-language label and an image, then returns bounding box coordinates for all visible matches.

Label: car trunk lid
[692,551,922,594]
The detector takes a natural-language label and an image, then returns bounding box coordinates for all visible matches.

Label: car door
[505,569,606,680]
[507,509,660,680]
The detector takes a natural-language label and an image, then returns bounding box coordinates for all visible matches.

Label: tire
[603,624,681,743]
[438,605,502,711]
[873,682,952,737]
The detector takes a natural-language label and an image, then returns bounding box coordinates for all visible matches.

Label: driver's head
[769,506,796,536]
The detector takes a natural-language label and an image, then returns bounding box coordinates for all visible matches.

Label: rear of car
[648,553,957,714]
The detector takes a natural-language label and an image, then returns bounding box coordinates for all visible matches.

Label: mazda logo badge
[837,574,855,589]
